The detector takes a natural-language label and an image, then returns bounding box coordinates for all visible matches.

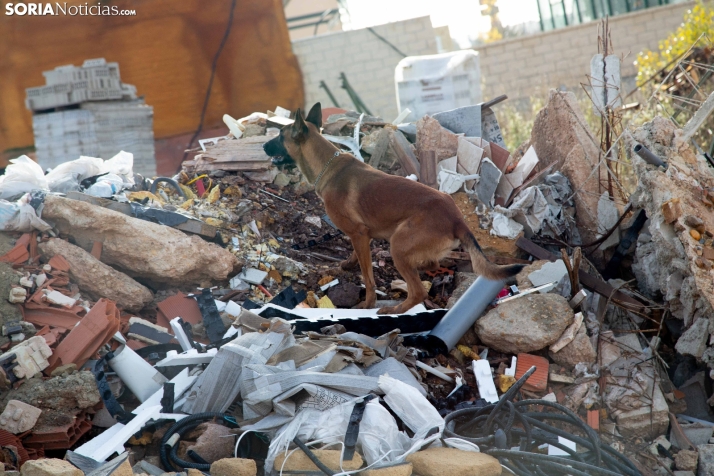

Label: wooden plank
[420,150,438,188]
[65,192,217,239]
[201,136,273,163]
[182,159,271,173]
[368,128,391,170]
[515,237,646,313]
[389,130,420,178]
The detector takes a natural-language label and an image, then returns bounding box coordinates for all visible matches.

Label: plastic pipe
[633,143,666,168]
[428,275,505,352]
[108,344,168,402]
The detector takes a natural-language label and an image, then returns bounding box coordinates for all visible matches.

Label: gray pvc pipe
[429,275,505,351]
[633,143,666,168]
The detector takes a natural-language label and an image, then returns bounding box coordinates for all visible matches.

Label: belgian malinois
[263,103,523,314]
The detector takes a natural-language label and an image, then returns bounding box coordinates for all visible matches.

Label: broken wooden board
[65,192,217,239]
[368,128,392,170]
[390,130,420,178]
[516,237,647,313]
[182,136,274,173]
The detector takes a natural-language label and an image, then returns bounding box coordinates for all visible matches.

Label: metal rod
[319,80,341,108]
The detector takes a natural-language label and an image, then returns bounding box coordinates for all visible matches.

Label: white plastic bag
[378,375,444,441]
[0,156,49,200]
[45,156,104,193]
[0,194,52,232]
[85,173,126,198]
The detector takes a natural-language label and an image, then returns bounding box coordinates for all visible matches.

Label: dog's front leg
[340,250,359,270]
[349,232,377,309]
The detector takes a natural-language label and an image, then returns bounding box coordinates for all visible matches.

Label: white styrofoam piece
[319,279,339,292]
[214,300,227,312]
[155,349,217,367]
[75,406,161,461]
[223,326,241,340]
[548,436,576,456]
[170,317,194,352]
[473,360,499,404]
[505,356,517,377]
[132,368,197,415]
[224,301,242,317]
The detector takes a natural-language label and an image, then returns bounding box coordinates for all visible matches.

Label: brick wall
[292,17,438,121]
[474,2,694,103]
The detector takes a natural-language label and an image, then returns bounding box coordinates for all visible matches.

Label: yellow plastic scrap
[178,183,197,200]
[204,218,223,228]
[186,174,208,186]
[128,431,152,445]
[180,199,194,210]
[457,345,480,360]
[421,281,432,292]
[267,239,280,249]
[317,295,336,308]
[497,374,516,393]
[318,275,335,287]
[206,185,221,204]
[128,191,164,204]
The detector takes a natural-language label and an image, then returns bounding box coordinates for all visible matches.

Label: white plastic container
[108,344,167,402]
[395,50,483,120]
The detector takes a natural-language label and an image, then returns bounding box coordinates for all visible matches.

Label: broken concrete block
[528,259,568,293]
[662,198,683,224]
[209,458,257,476]
[475,293,574,354]
[550,312,584,352]
[699,445,714,476]
[8,287,26,304]
[406,447,501,476]
[676,318,710,359]
[530,91,605,261]
[675,450,699,472]
[616,383,669,439]
[20,459,83,476]
[416,115,458,163]
[0,400,41,434]
[6,336,52,379]
[41,195,240,287]
[38,239,153,312]
[475,158,501,206]
[274,450,362,473]
[549,324,597,369]
[360,463,413,476]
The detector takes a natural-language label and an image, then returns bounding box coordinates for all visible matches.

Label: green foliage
[635,1,714,86]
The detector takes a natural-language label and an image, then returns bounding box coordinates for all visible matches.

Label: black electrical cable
[160,412,237,472]
[180,0,238,169]
[442,368,642,476]
[292,436,336,476]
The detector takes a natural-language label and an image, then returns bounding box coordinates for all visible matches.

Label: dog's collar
[313,150,341,189]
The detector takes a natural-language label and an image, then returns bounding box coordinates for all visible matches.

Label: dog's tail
[458,225,524,280]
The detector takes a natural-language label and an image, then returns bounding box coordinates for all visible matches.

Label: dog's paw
[339,259,358,271]
[377,305,400,315]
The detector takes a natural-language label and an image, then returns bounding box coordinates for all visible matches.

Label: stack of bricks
[26,58,156,176]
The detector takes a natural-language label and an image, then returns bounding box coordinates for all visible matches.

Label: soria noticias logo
[5,3,137,16]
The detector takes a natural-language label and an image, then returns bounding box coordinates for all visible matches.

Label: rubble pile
[2,84,714,476]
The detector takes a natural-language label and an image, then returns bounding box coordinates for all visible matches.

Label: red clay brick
[515,353,549,392]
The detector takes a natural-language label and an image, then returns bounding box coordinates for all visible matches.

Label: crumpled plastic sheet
[490,172,579,241]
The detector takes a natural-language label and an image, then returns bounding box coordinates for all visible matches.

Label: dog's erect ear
[291,108,309,142]
[305,102,322,128]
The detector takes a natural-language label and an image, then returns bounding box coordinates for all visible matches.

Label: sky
[344,0,541,47]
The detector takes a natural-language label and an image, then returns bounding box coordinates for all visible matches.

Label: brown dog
[263,103,523,314]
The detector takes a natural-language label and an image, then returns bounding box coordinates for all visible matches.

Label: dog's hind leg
[350,232,377,309]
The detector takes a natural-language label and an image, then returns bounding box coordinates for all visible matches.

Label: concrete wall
[474,2,694,102]
[292,17,438,121]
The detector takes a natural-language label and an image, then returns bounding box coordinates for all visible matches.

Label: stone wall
[474,2,693,102]
[292,17,438,121]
